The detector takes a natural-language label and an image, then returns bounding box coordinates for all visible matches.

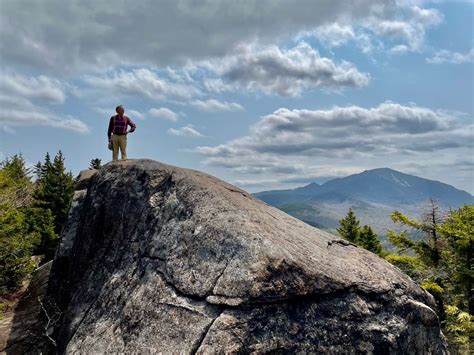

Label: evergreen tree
[1,153,30,183]
[89,158,102,170]
[439,205,474,315]
[337,208,360,243]
[0,164,37,293]
[33,151,75,236]
[389,199,445,268]
[34,152,52,182]
[1,154,32,207]
[24,207,58,260]
[386,201,452,323]
[358,225,383,255]
[0,153,58,293]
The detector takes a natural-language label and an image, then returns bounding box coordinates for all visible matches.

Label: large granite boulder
[47,159,447,353]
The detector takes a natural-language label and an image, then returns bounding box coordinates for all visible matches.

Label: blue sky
[0,0,473,193]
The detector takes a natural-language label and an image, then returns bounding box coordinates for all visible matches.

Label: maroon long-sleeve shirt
[108,115,136,139]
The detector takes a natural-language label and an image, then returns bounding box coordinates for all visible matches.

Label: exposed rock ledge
[44,159,447,353]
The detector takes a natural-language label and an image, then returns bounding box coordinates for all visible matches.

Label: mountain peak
[361,167,399,174]
[256,166,473,210]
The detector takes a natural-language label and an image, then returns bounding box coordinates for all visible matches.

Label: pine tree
[358,225,383,255]
[1,154,32,208]
[0,153,60,293]
[33,151,75,236]
[89,158,102,170]
[337,208,360,243]
[389,199,445,268]
[1,153,30,183]
[385,203,473,351]
[0,160,37,293]
[439,205,474,315]
[387,201,448,321]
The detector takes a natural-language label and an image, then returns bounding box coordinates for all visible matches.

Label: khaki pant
[112,134,127,161]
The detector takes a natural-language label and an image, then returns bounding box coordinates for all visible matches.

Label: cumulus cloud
[0,72,66,103]
[190,99,244,112]
[0,0,405,74]
[81,42,369,100]
[308,24,356,48]
[194,102,472,188]
[167,124,204,137]
[83,68,201,101]
[148,107,180,121]
[298,24,380,54]
[304,5,443,55]
[126,109,146,120]
[0,108,89,133]
[0,73,88,133]
[193,42,370,96]
[426,48,474,64]
[364,6,443,53]
[95,107,145,120]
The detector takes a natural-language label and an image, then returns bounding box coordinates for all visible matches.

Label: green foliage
[33,151,75,235]
[89,158,102,170]
[387,203,474,352]
[443,305,473,352]
[0,153,63,294]
[358,225,383,255]
[439,205,474,314]
[421,280,444,296]
[385,254,425,278]
[0,168,38,294]
[391,210,422,230]
[0,154,32,209]
[0,154,30,183]
[388,200,445,270]
[24,207,58,260]
[387,229,416,251]
[337,209,383,255]
[337,208,360,243]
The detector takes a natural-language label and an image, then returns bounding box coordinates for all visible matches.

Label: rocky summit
[46,159,447,353]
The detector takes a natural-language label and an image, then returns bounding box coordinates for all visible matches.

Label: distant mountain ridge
[253,168,473,236]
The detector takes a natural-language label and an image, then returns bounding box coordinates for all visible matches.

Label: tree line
[337,203,473,351]
[0,152,78,295]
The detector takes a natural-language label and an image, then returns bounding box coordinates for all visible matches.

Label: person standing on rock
[107,105,136,161]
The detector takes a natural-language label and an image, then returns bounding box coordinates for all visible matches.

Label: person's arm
[107,116,113,139]
[127,116,136,133]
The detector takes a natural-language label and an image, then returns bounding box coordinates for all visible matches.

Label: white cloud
[0,73,88,133]
[0,108,89,133]
[0,0,408,74]
[148,107,180,122]
[0,72,66,103]
[310,24,356,48]
[363,6,443,53]
[304,5,443,55]
[95,107,146,120]
[126,109,146,120]
[83,68,201,101]
[426,48,474,64]
[194,102,472,188]
[193,42,370,96]
[167,124,204,137]
[190,99,244,112]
